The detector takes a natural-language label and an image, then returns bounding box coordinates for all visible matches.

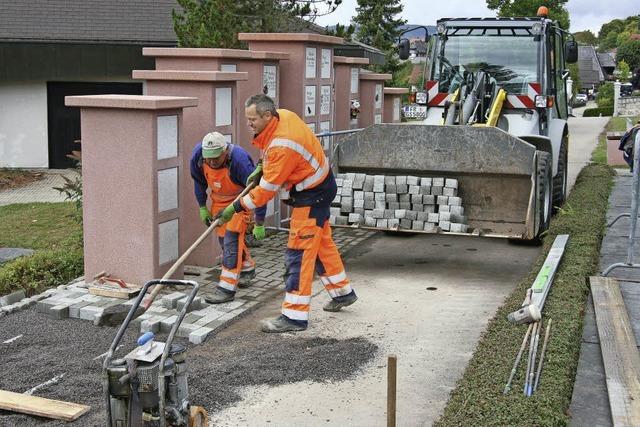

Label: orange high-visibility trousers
[283,206,354,324]
[213,207,254,293]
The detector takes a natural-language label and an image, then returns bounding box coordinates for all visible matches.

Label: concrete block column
[238,33,344,136]
[333,56,370,131]
[64,95,198,285]
[131,70,248,267]
[383,88,408,124]
[141,48,289,157]
[359,73,392,128]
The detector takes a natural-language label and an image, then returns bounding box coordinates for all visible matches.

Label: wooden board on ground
[89,285,140,299]
[590,276,640,427]
[0,389,90,421]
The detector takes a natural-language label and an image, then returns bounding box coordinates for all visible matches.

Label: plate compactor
[103,279,208,427]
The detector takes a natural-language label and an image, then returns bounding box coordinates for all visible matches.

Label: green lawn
[0,202,83,296]
[435,163,614,426]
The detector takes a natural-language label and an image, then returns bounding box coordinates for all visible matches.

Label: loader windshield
[434,29,539,94]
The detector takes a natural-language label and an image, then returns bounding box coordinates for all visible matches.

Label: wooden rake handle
[142,182,257,309]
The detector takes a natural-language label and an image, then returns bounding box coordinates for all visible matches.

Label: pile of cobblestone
[331,173,469,233]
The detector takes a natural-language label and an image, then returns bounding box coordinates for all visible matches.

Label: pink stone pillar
[131,70,248,268]
[383,88,408,123]
[64,95,198,285]
[238,33,343,135]
[359,73,392,128]
[333,56,369,130]
[141,48,289,158]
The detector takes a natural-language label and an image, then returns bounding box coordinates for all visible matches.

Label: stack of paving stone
[330,173,469,233]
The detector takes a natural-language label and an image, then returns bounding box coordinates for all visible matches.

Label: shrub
[0,249,83,297]
[596,82,614,107]
[583,106,614,117]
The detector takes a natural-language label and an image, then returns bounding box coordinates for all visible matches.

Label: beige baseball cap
[202,132,227,158]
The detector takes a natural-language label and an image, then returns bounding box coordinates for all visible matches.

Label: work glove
[246,161,263,187]
[199,206,213,226]
[253,224,266,240]
[218,204,236,225]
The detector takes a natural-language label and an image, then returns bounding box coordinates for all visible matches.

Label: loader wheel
[536,151,553,241]
[189,405,208,427]
[552,136,568,212]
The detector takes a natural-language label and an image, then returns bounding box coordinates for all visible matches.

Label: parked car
[572,93,588,107]
[621,83,634,97]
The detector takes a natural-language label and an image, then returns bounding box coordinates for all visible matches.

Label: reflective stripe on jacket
[241,109,330,210]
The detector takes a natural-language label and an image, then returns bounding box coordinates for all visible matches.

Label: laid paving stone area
[0,169,79,206]
[2,228,373,345]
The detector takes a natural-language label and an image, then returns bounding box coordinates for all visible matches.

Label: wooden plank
[89,285,140,299]
[590,276,640,427]
[0,389,90,421]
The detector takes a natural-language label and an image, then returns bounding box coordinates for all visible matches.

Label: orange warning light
[537,6,549,17]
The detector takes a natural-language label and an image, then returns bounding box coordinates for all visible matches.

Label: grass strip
[0,202,83,296]
[434,163,614,426]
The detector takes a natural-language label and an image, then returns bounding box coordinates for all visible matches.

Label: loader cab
[424,17,571,135]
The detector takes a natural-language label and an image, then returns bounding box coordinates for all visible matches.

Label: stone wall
[618,96,640,116]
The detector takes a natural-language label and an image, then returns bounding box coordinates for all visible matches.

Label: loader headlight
[415,91,428,105]
[535,95,554,108]
[531,22,543,35]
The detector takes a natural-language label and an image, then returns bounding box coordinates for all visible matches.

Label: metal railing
[268,128,363,231]
[602,127,640,277]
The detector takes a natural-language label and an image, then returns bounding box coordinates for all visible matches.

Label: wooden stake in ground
[504,322,534,394]
[0,389,89,421]
[387,354,397,427]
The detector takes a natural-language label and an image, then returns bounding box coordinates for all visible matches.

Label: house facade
[0,0,177,168]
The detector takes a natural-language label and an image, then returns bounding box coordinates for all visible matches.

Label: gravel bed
[0,308,377,425]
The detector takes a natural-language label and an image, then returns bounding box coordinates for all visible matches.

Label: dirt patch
[188,332,378,412]
[0,170,44,191]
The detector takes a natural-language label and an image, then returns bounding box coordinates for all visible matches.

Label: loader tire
[552,136,568,212]
[536,150,553,241]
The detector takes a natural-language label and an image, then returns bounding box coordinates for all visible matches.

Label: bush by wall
[583,106,614,117]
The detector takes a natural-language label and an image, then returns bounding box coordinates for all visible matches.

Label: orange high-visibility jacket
[239,109,332,210]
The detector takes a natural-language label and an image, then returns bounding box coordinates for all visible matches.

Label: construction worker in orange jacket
[218,94,357,333]
[190,132,267,304]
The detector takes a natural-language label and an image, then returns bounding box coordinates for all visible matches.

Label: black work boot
[237,268,256,289]
[323,291,358,312]
[204,287,235,304]
[260,315,307,333]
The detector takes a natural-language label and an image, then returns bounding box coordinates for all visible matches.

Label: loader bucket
[335,124,538,239]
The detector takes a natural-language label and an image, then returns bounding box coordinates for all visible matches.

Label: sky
[314,0,640,35]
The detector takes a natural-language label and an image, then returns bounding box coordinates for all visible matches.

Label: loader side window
[435,34,539,94]
[553,30,568,119]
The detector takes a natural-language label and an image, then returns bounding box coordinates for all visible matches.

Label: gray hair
[245,94,277,115]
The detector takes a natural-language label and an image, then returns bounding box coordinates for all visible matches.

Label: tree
[173,0,344,48]
[326,23,355,41]
[617,39,640,72]
[486,0,570,30]
[567,62,580,96]
[353,0,406,79]
[618,60,631,82]
[573,30,597,46]
[596,82,613,108]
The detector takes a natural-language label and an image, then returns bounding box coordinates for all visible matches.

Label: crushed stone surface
[0,308,377,426]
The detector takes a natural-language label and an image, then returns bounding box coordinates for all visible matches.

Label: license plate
[402,105,427,119]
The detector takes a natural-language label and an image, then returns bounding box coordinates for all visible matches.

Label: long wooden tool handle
[143,182,257,309]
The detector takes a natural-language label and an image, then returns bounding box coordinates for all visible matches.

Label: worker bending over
[190,131,266,304]
[218,95,358,333]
